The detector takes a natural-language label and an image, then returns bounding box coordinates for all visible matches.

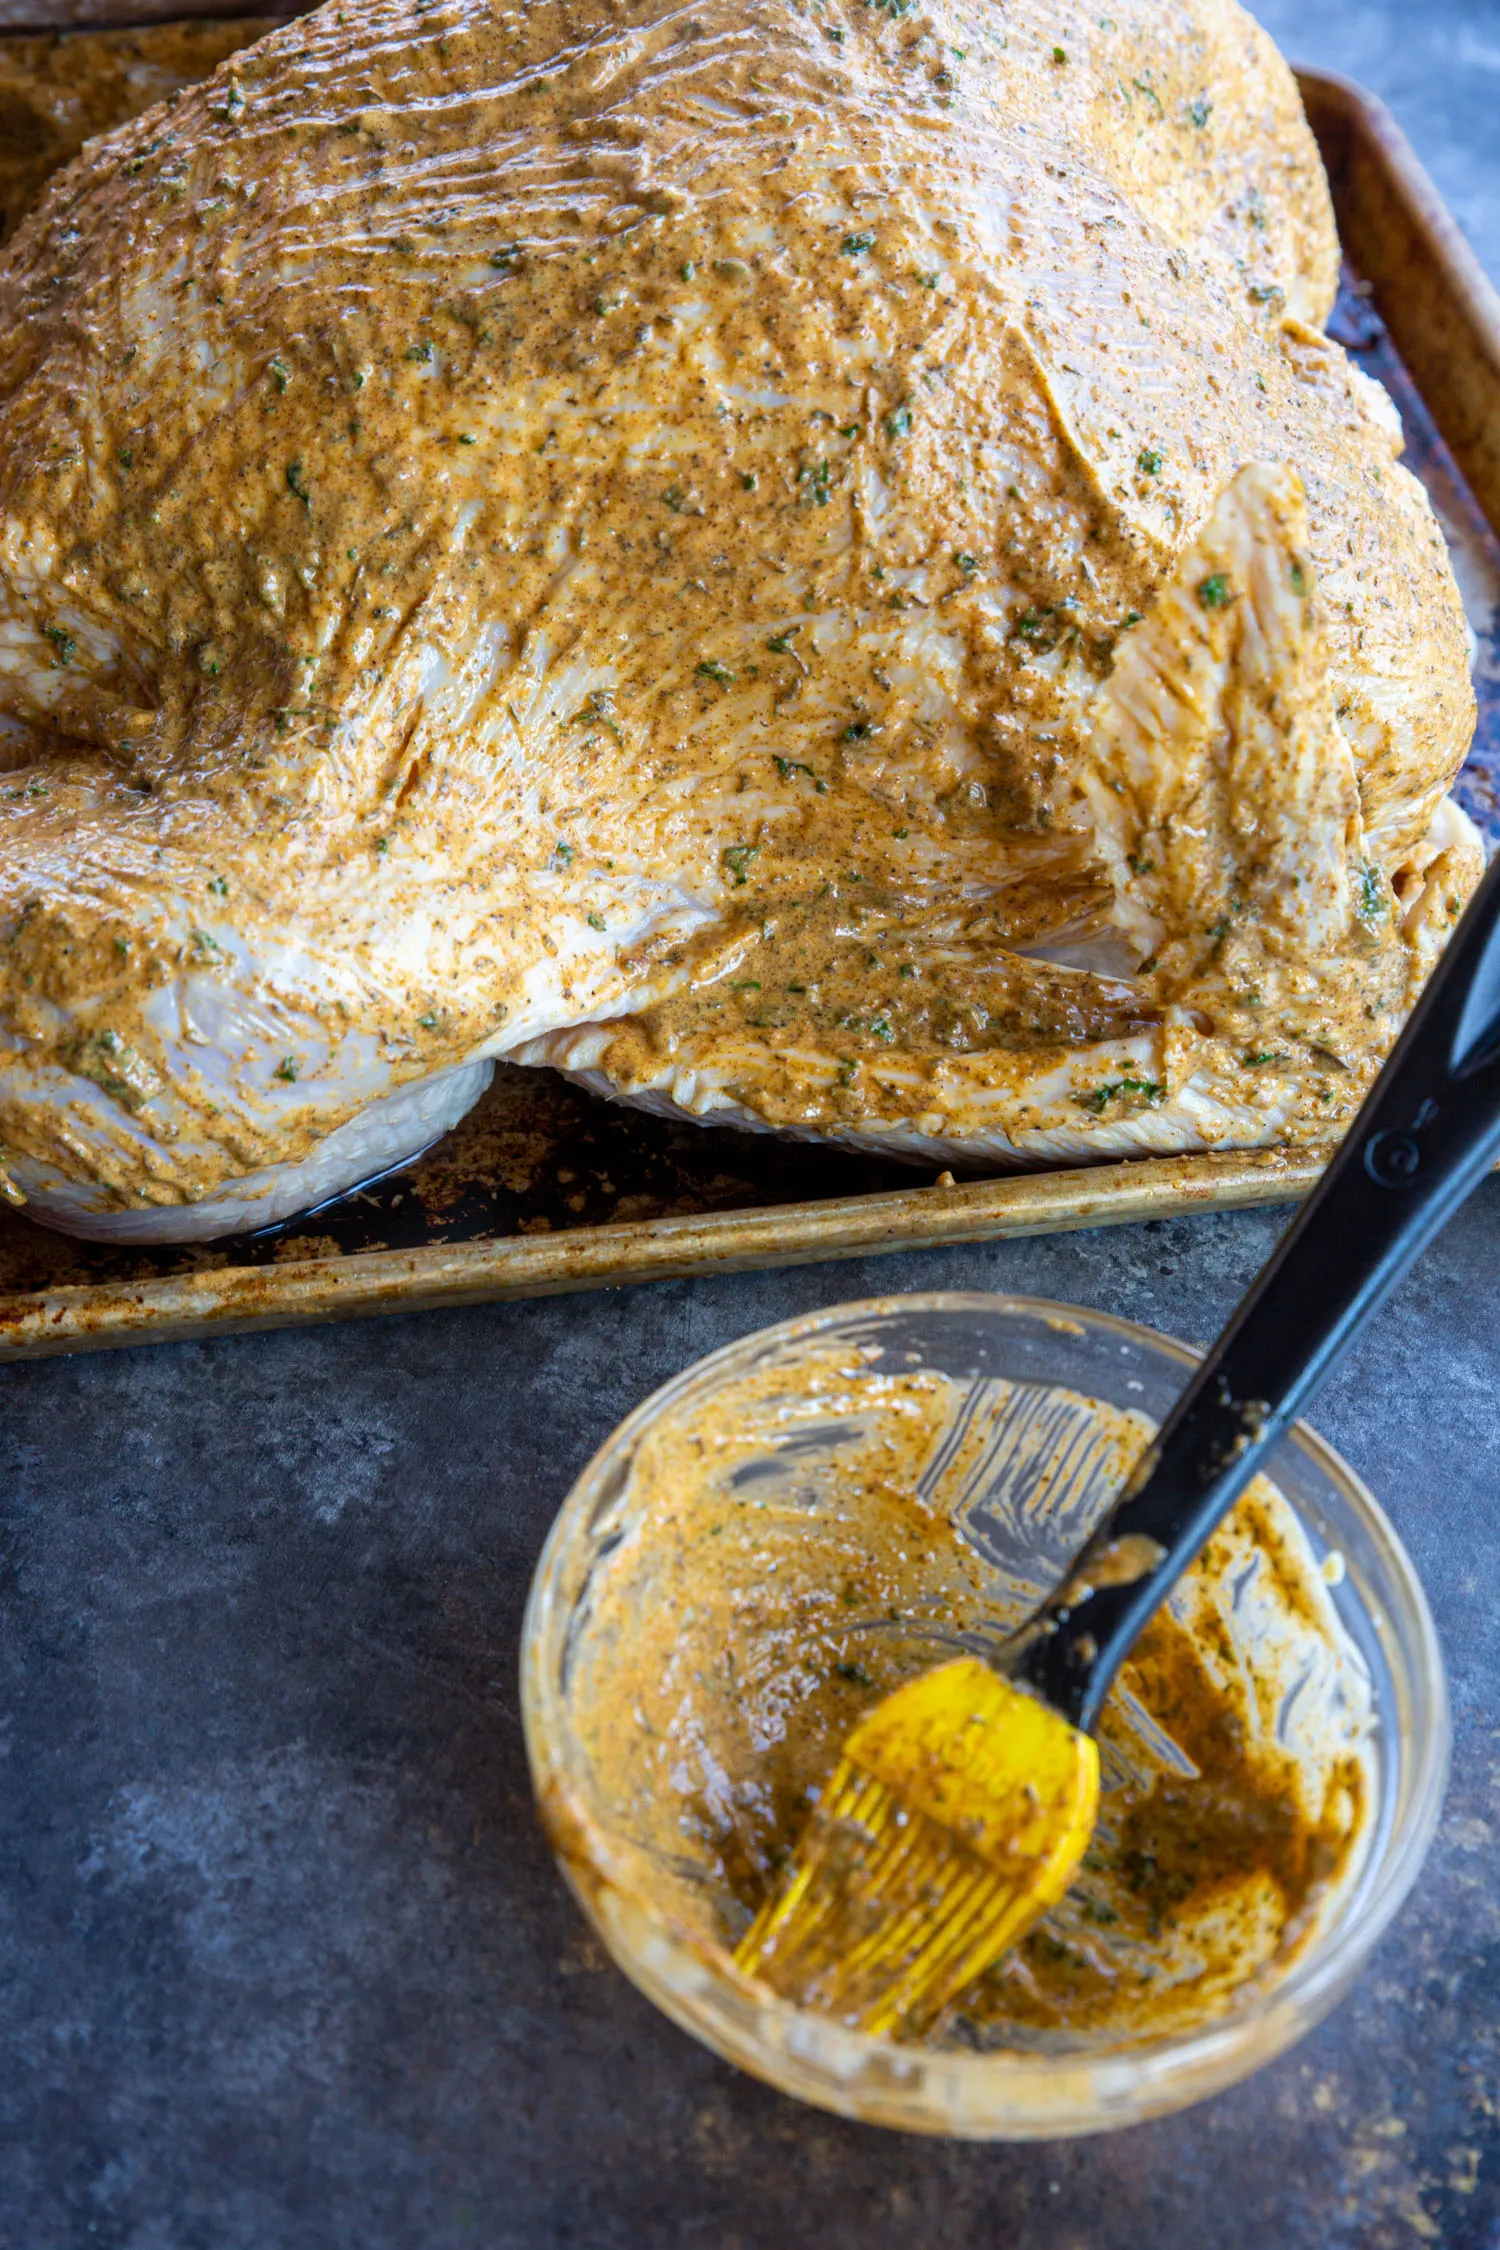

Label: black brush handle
[1017,848,1500,1733]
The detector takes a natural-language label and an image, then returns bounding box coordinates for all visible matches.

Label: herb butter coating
[0,0,1478,1234]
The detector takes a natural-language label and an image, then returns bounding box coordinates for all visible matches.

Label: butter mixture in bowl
[523,1293,1446,2135]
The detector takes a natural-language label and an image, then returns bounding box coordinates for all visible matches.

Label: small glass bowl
[521,1293,1448,2138]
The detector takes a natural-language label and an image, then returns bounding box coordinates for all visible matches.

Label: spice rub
[0,0,1479,1235]
[571,883,1163,1142]
[561,1344,1373,2047]
[0,19,273,247]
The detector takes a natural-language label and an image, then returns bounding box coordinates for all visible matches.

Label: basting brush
[736,847,1500,2039]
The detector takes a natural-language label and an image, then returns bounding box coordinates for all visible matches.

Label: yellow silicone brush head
[733,1657,1100,2040]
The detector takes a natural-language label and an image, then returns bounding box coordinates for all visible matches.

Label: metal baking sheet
[0,42,1495,1357]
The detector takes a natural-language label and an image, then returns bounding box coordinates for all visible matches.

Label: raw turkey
[0,0,1479,1238]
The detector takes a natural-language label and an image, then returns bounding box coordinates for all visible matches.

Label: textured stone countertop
[4,4,1500,2245]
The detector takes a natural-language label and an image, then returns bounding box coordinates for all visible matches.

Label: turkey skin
[0,0,1478,1236]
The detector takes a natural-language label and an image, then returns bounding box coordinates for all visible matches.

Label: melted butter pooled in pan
[565,1345,1374,2047]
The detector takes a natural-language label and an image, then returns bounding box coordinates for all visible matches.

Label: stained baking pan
[0,35,1495,1358]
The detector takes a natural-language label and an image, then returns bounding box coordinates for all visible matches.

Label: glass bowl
[521,1293,1448,2138]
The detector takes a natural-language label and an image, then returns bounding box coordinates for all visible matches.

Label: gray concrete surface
[4,5,1500,2246]
[1257,0,1500,278]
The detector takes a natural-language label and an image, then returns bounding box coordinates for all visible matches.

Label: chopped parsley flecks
[696,658,734,685]
[1356,863,1387,923]
[1247,282,1287,316]
[1196,572,1234,609]
[286,459,312,509]
[43,625,77,664]
[1016,598,1083,652]
[800,457,833,504]
[274,1055,299,1083]
[884,403,913,440]
[722,842,758,885]
[1137,447,1164,475]
[1189,95,1213,127]
[1078,1077,1164,1114]
[841,231,877,256]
